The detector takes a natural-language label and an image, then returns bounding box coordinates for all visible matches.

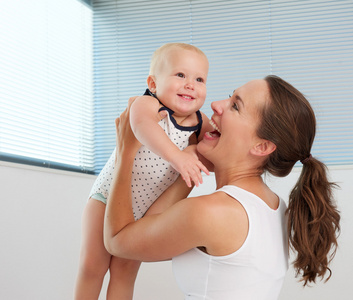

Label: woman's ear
[250,139,276,157]
[147,75,157,93]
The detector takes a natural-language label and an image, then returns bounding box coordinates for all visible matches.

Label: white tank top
[172,185,289,300]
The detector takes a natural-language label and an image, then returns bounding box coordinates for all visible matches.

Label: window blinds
[0,0,94,173]
[93,0,353,171]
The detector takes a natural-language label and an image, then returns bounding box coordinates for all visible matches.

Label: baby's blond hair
[149,43,207,76]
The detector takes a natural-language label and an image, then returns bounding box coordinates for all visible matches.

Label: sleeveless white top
[172,185,289,300]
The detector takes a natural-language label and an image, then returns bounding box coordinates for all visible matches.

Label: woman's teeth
[209,119,221,134]
[206,131,220,138]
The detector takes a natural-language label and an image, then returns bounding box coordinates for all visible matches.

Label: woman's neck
[214,167,278,210]
[214,167,263,190]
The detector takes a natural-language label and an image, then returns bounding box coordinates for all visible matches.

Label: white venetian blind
[0,0,94,173]
[93,0,353,171]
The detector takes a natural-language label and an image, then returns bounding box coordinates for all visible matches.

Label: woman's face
[197,79,270,168]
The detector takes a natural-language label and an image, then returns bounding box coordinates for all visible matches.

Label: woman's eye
[176,73,185,78]
[232,102,239,111]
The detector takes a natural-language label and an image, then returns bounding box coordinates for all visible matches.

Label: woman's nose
[211,99,224,115]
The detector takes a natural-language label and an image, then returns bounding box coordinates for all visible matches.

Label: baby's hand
[170,149,210,188]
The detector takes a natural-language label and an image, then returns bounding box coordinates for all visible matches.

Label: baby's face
[154,48,208,117]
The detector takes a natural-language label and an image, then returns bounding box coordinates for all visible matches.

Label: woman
[104,75,340,299]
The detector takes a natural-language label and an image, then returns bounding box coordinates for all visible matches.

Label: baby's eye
[176,73,185,78]
[196,77,204,83]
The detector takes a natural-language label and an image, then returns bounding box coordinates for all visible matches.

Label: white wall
[0,161,352,299]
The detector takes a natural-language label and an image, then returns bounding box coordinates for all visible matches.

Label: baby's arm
[130,96,209,187]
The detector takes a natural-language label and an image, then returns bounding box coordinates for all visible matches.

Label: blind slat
[0,0,94,173]
[92,0,353,171]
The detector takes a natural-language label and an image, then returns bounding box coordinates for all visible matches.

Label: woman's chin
[197,134,220,158]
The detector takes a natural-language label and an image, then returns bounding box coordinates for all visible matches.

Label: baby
[75,42,212,300]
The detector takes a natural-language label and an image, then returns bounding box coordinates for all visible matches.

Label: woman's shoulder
[186,190,246,212]
[183,191,248,256]
[183,192,247,231]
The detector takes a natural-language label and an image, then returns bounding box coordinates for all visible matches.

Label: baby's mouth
[178,94,194,100]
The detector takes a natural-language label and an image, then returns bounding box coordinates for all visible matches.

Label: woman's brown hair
[258,75,340,285]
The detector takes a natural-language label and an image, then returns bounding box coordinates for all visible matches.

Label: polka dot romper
[89,106,203,220]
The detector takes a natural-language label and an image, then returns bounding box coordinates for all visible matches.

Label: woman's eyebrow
[235,94,244,106]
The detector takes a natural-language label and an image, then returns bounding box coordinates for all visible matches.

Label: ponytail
[287,157,340,285]
[261,75,341,286]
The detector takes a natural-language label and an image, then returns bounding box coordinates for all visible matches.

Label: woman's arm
[103,101,141,251]
[103,100,201,260]
[144,174,193,216]
[103,100,233,262]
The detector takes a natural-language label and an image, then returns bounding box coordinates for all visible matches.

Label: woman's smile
[209,119,221,134]
[203,119,221,141]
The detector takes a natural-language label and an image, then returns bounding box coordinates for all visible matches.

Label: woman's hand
[114,97,141,164]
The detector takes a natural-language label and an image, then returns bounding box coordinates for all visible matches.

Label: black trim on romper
[143,88,203,138]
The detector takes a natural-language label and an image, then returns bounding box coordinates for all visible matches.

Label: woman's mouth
[204,119,221,139]
[210,119,221,135]
[205,131,220,139]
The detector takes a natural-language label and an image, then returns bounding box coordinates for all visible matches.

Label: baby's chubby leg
[107,256,141,300]
[75,198,112,300]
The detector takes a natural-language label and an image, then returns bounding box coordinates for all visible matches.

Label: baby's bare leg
[107,256,141,300]
[74,198,111,300]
